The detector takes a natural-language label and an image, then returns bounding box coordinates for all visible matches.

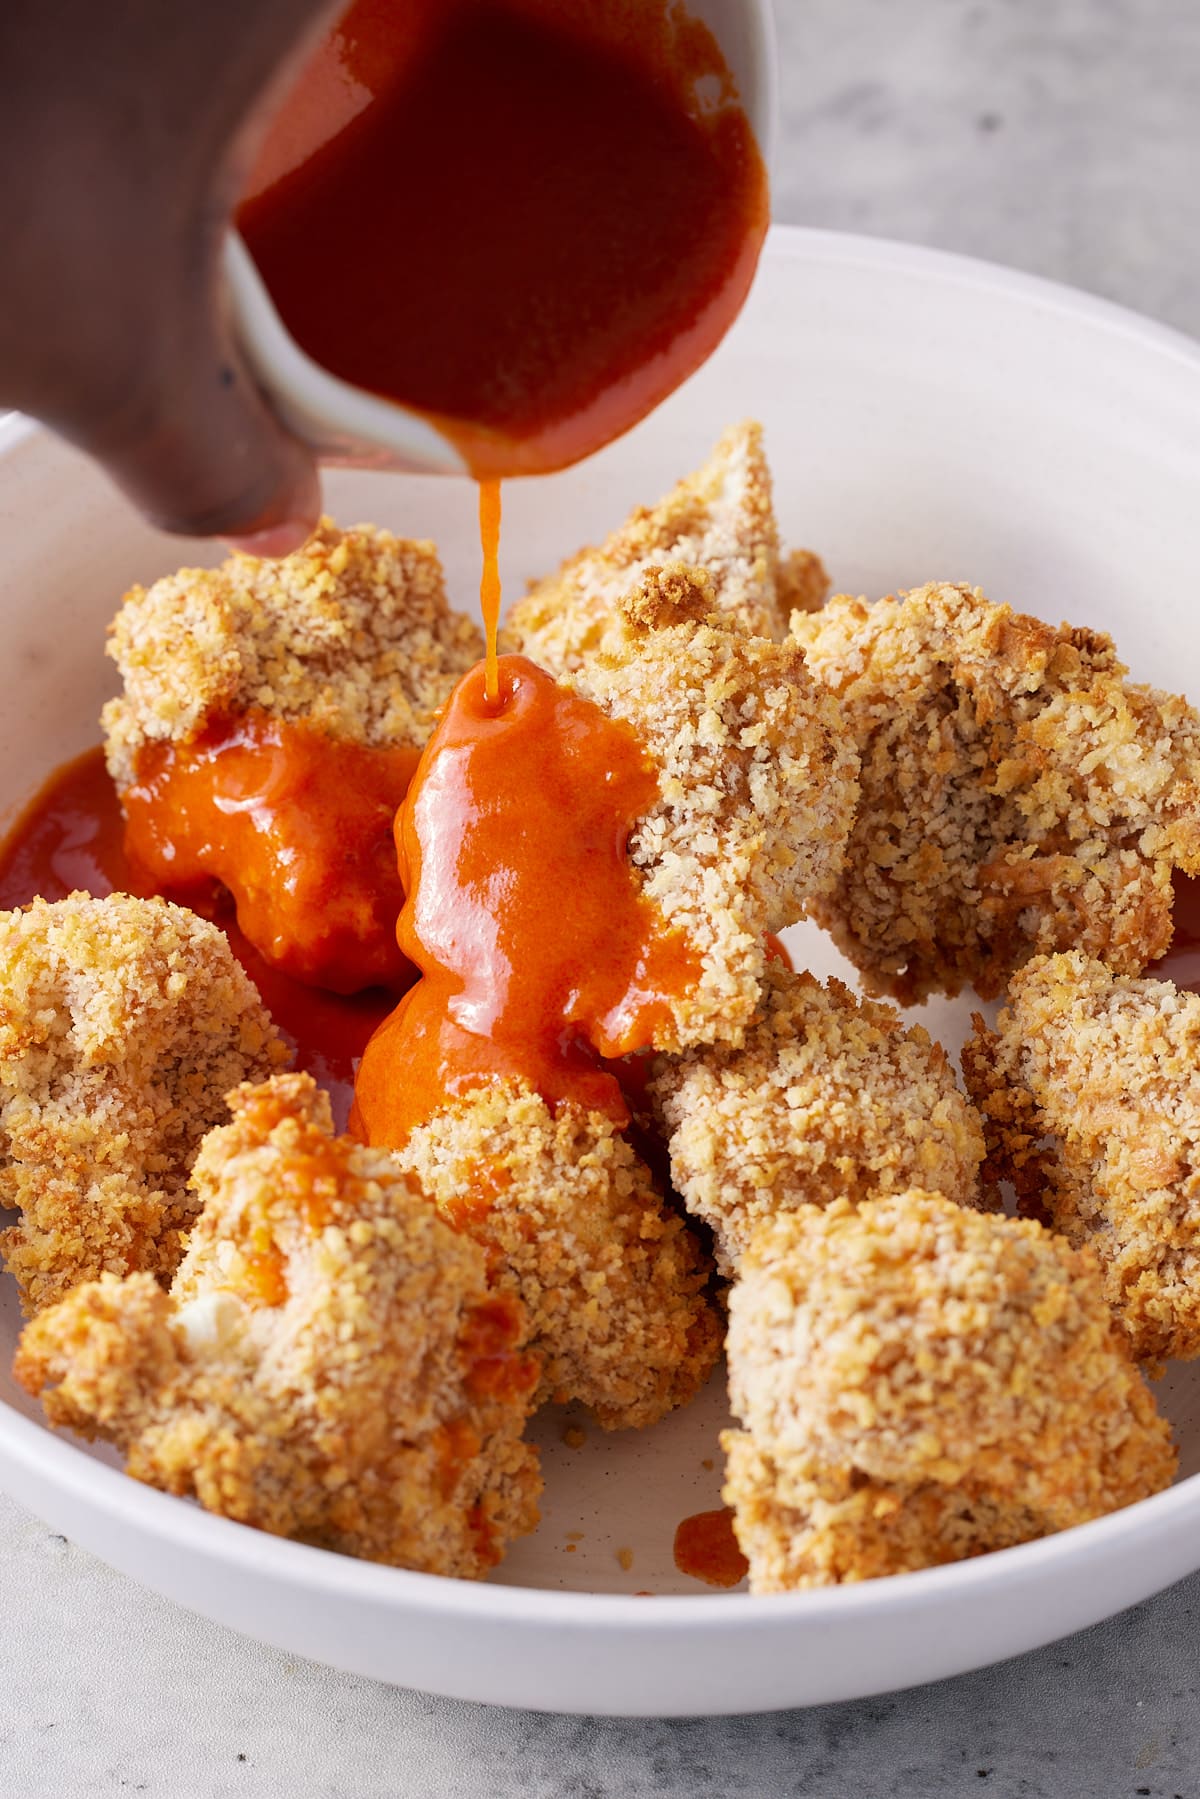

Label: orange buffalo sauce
[231,1080,364,1235]
[241,1242,290,1308]
[121,711,419,994]
[238,0,769,481]
[478,477,503,701]
[0,745,143,908]
[672,1507,748,1589]
[0,746,394,1135]
[438,1293,540,1568]
[351,654,699,1147]
[458,1293,540,1404]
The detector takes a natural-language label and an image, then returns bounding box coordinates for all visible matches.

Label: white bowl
[2,226,1200,1717]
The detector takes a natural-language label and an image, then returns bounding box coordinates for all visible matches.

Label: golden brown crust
[963,950,1200,1363]
[722,1432,1050,1592]
[723,1193,1175,1589]
[102,518,482,787]
[649,963,986,1273]
[792,582,1200,1001]
[0,892,288,1313]
[15,1074,542,1576]
[394,1083,721,1431]
[568,566,859,1049]
[505,422,789,674]
[776,546,830,618]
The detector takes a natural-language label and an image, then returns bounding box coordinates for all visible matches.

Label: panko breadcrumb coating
[964,950,1200,1364]
[102,517,483,787]
[15,1075,542,1575]
[506,422,806,674]
[649,963,985,1273]
[776,546,830,619]
[395,1083,721,1430]
[792,582,1200,1002]
[0,892,288,1313]
[568,564,859,1049]
[722,1195,1175,1591]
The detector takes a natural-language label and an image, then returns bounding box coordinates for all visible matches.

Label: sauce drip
[351,655,700,1147]
[0,747,392,1133]
[237,0,769,478]
[122,711,419,994]
[672,1507,748,1589]
[479,478,502,702]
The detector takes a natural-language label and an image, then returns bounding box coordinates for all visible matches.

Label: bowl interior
[3,229,1200,1601]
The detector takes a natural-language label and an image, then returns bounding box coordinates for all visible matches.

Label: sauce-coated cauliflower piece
[16,1075,542,1576]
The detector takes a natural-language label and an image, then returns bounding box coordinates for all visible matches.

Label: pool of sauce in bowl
[238,0,770,481]
[0,747,394,1133]
[673,1507,748,1589]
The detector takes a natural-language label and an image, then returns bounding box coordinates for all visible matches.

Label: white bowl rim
[4,222,1200,1632]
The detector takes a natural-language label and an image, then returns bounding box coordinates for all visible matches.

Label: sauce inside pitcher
[237,0,770,480]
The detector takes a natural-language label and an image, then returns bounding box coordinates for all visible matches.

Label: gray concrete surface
[2,1498,1198,1797]
[4,2,1200,1792]
[774,0,1200,337]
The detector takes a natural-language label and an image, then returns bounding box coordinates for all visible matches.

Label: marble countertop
[4,2,1200,1793]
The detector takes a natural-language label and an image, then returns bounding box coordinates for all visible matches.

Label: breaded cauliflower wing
[722,1194,1176,1590]
[395,1083,721,1431]
[506,422,817,673]
[568,564,859,1049]
[15,1075,541,1576]
[964,950,1200,1364]
[102,517,482,786]
[649,963,986,1273]
[101,518,481,991]
[0,892,288,1312]
[792,582,1200,1002]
